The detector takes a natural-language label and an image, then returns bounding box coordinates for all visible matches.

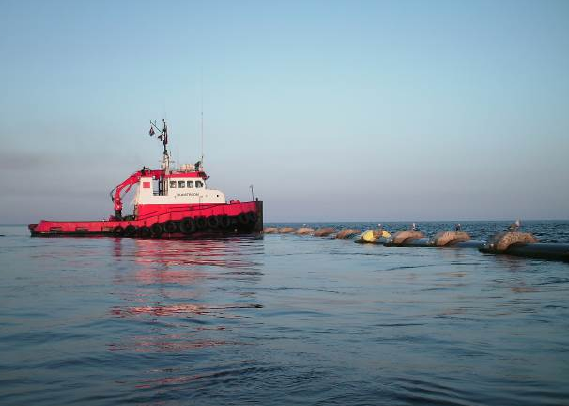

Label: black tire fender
[247,211,258,224]
[207,216,221,229]
[139,226,151,238]
[195,216,207,230]
[151,223,163,237]
[238,212,250,225]
[164,220,178,233]
[124,225,137,237]
[220,215,231,229]
[180,217,196,234]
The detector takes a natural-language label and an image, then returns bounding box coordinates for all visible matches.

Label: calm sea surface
[1,221,568,406]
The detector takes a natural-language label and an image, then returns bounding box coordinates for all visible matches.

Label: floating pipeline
[355,229,392,243]
[384,230,425,246]
[354,229,484,249]
[335,229,361,239]
[380,229,567,261]
[296,227,315,235]
[313,227,336,237]
[479,231,569,261]
[385,231,485,249]
[431,230,471,246]
[379,230,568,261]
[262,226,568,262]
[446,240,486,249]
[483,231,538,251]
[263,226,361,239]
[486,243,569,261]
[389,237,486,249]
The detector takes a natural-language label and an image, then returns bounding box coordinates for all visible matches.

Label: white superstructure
[134,173,225,206]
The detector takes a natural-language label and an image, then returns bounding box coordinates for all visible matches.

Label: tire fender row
[112,211,258,238]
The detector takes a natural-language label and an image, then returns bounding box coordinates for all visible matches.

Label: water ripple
[1,223,569,405]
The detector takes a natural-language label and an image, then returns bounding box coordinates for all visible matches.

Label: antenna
[200,68,204,165]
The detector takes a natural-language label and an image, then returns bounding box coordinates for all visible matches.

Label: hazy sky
[1,0,568,223]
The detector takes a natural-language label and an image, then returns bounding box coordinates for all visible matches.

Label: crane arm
[112,168,163,219]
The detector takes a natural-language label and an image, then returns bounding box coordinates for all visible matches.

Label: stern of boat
[253,200,263,232]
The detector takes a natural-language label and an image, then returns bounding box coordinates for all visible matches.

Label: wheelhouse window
[178,180,186,188]
[169,181,177,188]
[195,180,204,188]
[187,180,194,188]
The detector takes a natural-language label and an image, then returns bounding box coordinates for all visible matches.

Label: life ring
[113,226,124,236]
[238,212,250,225]
[195,216,208,230]
[179,217,196,234]
[164,220,178,233]
[207,216,221,229]
[124,225,137,237]
[139,226,151,238]
[151,223,163,237]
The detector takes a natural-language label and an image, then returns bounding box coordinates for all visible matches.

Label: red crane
[111,168,164,219]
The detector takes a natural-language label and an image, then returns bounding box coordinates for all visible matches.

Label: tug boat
[29,120,263,238]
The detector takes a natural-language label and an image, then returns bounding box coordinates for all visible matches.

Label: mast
[201,86,204,167]
[149,119,170,173]
[200,67,205,168]
[161,119,170,174]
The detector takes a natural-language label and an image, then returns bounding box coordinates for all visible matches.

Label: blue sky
[1,0,568,223]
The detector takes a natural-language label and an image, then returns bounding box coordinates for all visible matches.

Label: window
[170,181,177,188]
[153,179,164,196]
[195,180,204,188]
[178,180,185,188]
[187,180,194,188]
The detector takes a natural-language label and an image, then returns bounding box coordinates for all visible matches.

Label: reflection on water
[1,223,569,406]
[107,237,264,377]
[114,237,264,269]
[112,303,263,318]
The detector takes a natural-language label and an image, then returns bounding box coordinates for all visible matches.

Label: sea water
[1,221,568,405]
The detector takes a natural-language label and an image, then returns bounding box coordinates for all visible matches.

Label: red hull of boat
[29,200,263,238]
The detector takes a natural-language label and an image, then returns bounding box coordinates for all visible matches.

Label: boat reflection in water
[107,235,265,384]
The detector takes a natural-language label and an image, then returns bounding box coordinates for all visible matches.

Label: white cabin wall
[135,176,225,205]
